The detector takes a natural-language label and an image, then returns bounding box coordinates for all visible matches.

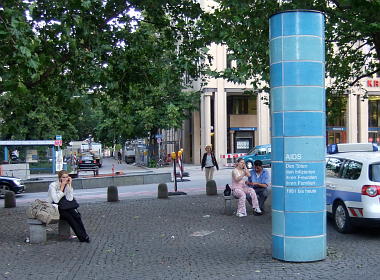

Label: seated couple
[231,159,270,218]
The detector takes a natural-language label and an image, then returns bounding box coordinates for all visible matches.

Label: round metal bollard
[157,183,168,199]
[4,191,16,208]
[107,186,119,202]
[206,180,217,195]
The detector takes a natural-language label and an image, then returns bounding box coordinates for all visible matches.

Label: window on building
[326,96,346,126]
[226,54,234,69]
[227,95,257,115]
[368,96,380,127]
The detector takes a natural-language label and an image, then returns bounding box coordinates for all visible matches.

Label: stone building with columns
[328,75,380,146]
[180,41,271,165]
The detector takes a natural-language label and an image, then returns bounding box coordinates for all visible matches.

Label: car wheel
[333,201,352,233]
[246,161,253,169]
[0,184,10,196]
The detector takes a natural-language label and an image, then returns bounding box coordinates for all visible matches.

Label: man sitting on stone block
[245,160,270,215]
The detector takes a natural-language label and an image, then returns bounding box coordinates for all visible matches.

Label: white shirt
[205,154,214,167]
[48,181,74,204]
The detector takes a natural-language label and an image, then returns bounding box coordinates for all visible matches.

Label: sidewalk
[0,193,379,280]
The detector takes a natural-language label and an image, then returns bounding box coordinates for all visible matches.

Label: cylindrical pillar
[4,191,16,208]
[269,10,326,262]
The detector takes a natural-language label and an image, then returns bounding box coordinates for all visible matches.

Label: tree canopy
[1,0,380,144]
[0,0,205,145]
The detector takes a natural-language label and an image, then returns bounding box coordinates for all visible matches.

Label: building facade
[180,51,380,166]
[179,0,380,165]
[181,42,271,165]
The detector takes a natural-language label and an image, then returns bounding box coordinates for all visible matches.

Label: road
[9,157,239,206]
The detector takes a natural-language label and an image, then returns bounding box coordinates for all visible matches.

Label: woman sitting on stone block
[48,170,90,243]
[231,158,261,217]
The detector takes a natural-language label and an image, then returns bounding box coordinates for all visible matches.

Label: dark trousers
[246,187,268,210]
[59,208,89,241]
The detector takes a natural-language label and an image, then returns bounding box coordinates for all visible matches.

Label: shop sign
[230,127,257,131]
[367,79,380,87]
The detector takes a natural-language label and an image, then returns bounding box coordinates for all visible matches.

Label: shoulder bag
[58,196,79,210]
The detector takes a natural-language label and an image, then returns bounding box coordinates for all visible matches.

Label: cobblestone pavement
[1,194,380,280]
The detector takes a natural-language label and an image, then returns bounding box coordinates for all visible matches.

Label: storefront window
[326,95,347,127]
[368,96,380,127]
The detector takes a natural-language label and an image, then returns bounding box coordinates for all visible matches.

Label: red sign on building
[367,79,380,87]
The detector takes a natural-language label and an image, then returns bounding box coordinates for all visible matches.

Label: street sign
[54,140,62,146]
[56,135,62,140]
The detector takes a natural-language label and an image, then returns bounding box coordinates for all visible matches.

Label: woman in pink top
[232,158,261,217]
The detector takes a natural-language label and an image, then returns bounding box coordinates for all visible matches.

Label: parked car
[326,143,380,233]
[239,144,271,169]
[0,176,25,196]
[77,155,98,170]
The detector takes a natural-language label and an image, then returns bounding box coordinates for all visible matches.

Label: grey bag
[26,199,60,224]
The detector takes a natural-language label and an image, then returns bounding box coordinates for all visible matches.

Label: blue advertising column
[269,10,326,262]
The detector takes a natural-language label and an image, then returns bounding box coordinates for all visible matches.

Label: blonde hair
[57,170,69,180]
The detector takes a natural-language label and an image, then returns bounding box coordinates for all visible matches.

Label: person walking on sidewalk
[48,170,90,243]
[245,160,270,214]
[117,151,122,164]
[231,158,261,217]
[201,144,219,181]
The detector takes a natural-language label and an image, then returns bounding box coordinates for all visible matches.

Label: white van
[326,143,380,233]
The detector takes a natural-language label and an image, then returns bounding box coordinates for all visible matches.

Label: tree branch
[349,68,380,87]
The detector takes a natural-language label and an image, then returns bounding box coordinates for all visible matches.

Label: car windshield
[248,148,257,155]
[369,163,380,182]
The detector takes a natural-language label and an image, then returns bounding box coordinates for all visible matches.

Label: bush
[148,159,157,168]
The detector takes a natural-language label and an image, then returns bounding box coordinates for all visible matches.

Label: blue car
[239,144,271,169]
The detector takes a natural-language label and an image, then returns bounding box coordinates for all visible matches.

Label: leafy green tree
[0,0,205,146]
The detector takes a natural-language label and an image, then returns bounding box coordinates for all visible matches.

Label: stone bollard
[157,183,168,199]
[107,186,119,202]
[4,191,16,208]
[224,196,233,215]
[206,180,217,195]
[27,219,46,243]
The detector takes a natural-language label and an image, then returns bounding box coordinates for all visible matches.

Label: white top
[205,154,214,167]
[48,181,74,204]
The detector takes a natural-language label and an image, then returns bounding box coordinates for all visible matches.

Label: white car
[326,143,380,233]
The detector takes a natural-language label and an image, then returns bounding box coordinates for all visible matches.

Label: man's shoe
[254,208,263,216]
